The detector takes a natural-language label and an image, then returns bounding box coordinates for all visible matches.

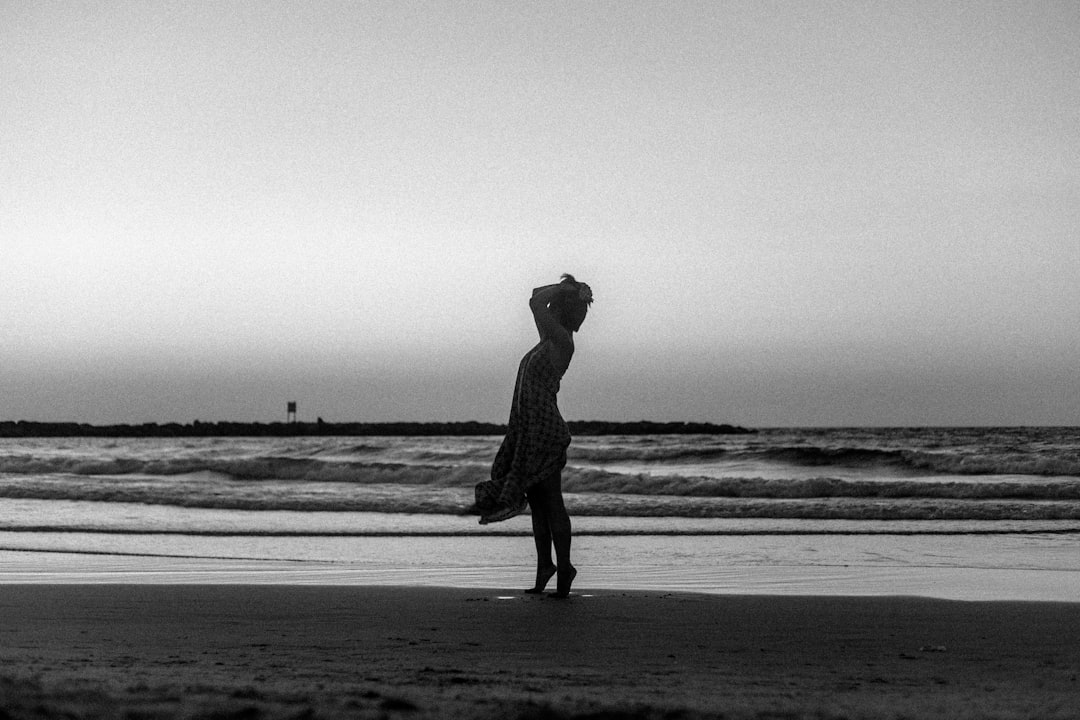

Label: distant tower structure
[287,401,297,423]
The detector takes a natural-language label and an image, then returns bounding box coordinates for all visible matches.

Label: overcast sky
[3,1,1078,427]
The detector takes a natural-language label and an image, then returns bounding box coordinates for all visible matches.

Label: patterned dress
[475,339,571,516]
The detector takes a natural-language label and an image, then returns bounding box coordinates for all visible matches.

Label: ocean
[2,427,1079,600]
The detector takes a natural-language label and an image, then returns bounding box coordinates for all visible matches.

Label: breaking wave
[3,443,1080,481]
[2,429,1078,522]
[3,461,1080,521]
[741,445,1080,477]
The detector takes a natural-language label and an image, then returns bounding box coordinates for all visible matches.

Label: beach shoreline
[4,527,1080,602]
[1,584,1078,719]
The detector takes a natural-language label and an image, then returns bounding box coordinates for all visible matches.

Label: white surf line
[0,546,341,563]
[3,526,1080,536]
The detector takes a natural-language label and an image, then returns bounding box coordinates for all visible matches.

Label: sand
[1,585,1078,719]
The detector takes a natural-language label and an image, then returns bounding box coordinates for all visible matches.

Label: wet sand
[1,585,1078,719]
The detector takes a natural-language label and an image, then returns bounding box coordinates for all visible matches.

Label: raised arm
[529,282,575,370]
[530,283,569,338]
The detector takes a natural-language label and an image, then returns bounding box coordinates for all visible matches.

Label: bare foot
[525,564,557,594]
[548,565,577,599]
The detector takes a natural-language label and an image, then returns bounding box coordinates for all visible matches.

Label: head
[551,273,593,332]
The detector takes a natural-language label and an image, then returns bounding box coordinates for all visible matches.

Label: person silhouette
[475,274,592,598]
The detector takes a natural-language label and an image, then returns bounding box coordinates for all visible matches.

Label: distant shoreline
[0,419,755,438]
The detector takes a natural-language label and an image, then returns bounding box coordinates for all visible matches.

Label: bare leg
[525,488,556,594]
[540,471,575,598]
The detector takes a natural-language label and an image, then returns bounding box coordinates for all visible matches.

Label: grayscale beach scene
[3,2,1078,718]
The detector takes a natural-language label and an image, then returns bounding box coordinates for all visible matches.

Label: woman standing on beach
[475,274,593,598]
